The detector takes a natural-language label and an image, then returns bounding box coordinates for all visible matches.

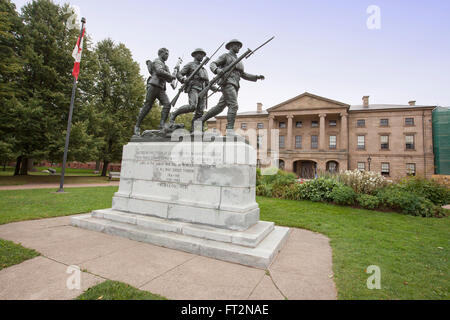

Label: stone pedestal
[72,140,290,269]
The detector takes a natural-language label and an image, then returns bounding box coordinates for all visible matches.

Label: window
[296,121,303,128]
[279,122,286,129]
[279,136,285,148]
[329,136,337,149]
[357,136,365,150]
[295,136,302,149]
[257,135,263,149]
[327,161,338,173]
[381,163,390,176]
[405,118,415,126]
[329,120,337,127]
[381,135,389,150]
[357,120,366,128]
[407,163,416,176]
[358,162,366,172]
[406,135,415,150]
[257,123,264,129]
[380,119,389,126]
[311,135,318,149]
[311,121,319,128]
[241,123,247,130]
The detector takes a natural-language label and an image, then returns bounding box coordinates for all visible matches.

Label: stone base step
[71,213,290,269]
[92,209,274,248]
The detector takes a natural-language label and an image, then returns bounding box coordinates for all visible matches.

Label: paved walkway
[0,216,337,300]
[0,182,120,191]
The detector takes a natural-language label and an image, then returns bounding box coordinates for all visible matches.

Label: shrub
[376,186,446,217]
[301,178,339,202]
[283,183,306,201]
[256,184,272,197]
[331,184,357,206]
[337,170,389,195]
[357,194,380,210]
[399,177,450,206]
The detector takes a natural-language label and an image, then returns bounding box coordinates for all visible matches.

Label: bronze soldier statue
[199,39,265,132]
[168,48,212,131]
[134,48,176,136]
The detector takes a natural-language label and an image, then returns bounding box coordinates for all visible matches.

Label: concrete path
[0,216,337,300]
[0,182,120,191]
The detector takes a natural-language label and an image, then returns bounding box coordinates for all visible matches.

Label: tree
[0,0,24,174]
[90,39,145,176]
[6,0,82,175]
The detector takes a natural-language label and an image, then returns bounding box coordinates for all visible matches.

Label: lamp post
[367,156,372,172]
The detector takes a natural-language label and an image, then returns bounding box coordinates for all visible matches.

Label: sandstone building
[207,92,436,179]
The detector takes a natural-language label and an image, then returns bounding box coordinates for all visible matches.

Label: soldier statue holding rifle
[134,48,177,137]
[198,39,268,132]
[169,48,216,131]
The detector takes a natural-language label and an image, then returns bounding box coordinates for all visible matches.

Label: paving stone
[141,256,265,300]
[0,257,103,300]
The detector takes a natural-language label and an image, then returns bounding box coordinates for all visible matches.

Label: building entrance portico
[294,160,317,179]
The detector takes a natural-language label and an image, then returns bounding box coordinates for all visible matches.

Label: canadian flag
[72,27,85,81]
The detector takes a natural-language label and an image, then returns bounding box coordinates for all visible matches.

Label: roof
[267,92,350,112]
[207,110,268,122]
[350,104,436,111]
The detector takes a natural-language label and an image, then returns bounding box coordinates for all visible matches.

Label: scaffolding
[433,107,450,175]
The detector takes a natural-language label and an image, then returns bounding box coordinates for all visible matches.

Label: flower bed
[256,169,450,218]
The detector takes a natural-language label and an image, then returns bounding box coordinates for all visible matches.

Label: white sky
[11,0,450,113]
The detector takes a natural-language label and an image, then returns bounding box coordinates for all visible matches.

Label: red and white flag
[72,27,86,81]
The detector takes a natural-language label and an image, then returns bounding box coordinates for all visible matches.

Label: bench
[108,172,121,181]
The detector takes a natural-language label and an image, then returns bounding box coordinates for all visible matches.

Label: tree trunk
[28,158,35,172]
[14,156,22,176]
[95,161,100,171]
[101,160,109,177]
[3,162,6,171]
[20,157,28,175]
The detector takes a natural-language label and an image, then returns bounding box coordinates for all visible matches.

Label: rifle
[199,36,275,100]
[170,57,183,90]
[170,42,225,107]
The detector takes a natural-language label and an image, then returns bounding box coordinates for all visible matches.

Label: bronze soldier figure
[168,48,212,131]
[199,39,265,131]
[134,48,176,136]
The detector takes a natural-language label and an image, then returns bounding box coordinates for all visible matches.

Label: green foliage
[376,186,445,218]
[331,184,357,206]
[357,194,380,210]
[399,177,450,206]
[299,177,339,202]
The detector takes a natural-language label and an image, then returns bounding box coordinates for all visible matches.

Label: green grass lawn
[0,166,110,186]
[76,280,167,300]
[0,187,117,225]
[0,187,448,300]
[257,196,449,300]
[0,239,40,270]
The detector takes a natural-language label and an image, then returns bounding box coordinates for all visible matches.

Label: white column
[319,114,327,151]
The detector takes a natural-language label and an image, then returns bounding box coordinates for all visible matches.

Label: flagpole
[58,17,86,193]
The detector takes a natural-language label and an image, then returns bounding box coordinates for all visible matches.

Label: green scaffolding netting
[433,107,450,175]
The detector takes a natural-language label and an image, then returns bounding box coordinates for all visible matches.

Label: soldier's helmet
[225,39,243,50]
[191,48,207,57]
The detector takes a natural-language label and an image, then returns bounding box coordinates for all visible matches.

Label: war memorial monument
[71,38,290,269]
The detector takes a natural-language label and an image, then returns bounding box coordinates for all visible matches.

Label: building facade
[207,92,436,179]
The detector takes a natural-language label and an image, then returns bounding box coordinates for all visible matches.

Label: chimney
[363,96,370,108]
[409,101,416,106]
[257,102,263,113]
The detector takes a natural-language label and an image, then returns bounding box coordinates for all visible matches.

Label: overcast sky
[11,0,450,113]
